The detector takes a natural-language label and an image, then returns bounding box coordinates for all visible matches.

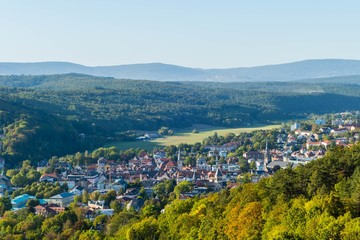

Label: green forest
[1,74,360,166]
[0,142,359,239]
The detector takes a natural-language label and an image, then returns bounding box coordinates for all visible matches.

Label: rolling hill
[1,73,360,165]
[1,59,360,82]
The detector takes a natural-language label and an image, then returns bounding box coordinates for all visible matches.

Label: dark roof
[73,185,84,191]
[215,168,223,177]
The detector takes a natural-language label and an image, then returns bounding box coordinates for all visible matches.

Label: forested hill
[1,59,360,81]
[2,74,360,166]
[0,94,86,166]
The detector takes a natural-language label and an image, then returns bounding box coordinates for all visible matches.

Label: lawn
[106,123,281,151]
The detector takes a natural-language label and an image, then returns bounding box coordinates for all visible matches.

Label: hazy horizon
[1,58,360,70]
[1,1,359,68]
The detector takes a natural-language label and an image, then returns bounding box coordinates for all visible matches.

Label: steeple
[266,139,268,151]
[177,147,183,170]
[264,139,271,165]
[215,167,224,183]
[192,169,197,183]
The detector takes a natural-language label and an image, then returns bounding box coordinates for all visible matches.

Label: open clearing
[107,124,281,151]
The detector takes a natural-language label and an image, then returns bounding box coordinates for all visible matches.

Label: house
[11,194,35,209]
[124,188,140,197]
[290,122,300,131]
[313,133,322,141]
[315,119,326,125]
[321,140,332,148]
[54,161,71,170]
[243,151,264,160]
[222,142,240,151]
[164,160,177,171]
[207,151,216,157]
[59,179,76,189]
[109,179,127,193]
[331,128,348,136]
[34,204,57,217]
[176,170,196,183]
[255,160,265,172]
[48,192,75,207]
[97,157,107,173]
[99,208,114,216]
[97,174,108,190]
[205,181,223,192]
[153,150,166,159]
[300,130,312,137]
[332,119,345,126]
[88,200,105,210]
[0,175,11,194]
[319,127,332,134]
[205,143,239,152]
[34,203,65,217]
[219,151,227,158]
[84,172,99,189]
[69,185,85,196]
[196,158,206,166]
[266,161,291,171]
[339,124,360,132]
[221,163,240,172]
[156,172,172,181]
[306,142,321,150]
[128,157,140,167]
[226,157,238,164]
[39,172,59,183]
[191,186,208,194]
[196,163,212,171]
[126,198,144,211]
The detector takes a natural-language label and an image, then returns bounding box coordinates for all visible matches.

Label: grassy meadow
[107,124,281,151]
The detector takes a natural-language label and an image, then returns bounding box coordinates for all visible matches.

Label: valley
[108,124,280,150]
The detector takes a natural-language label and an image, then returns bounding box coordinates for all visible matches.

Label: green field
[106,124,281,151]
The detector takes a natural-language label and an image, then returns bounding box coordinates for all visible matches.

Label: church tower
[215,167,224,183]
[264,139,271,165]
[177,148,183,170]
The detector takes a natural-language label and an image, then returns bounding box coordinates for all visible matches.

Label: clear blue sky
[0,1,359,68]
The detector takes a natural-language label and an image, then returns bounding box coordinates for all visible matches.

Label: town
[0,111,359,220]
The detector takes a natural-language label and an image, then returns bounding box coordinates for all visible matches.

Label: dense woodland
[1,74,360,166]
[0,142,359,239]
[0,74,360,238]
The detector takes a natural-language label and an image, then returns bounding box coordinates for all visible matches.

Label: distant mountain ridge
[1,59,360,82]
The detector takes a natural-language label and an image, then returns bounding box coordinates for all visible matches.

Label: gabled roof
[215,168,223,177]
[165,160,176,168]
[113,179,127,185]
[71,185,84,191]
[98,157,108,164]
[40,172,59,180]
[50,192,75,199]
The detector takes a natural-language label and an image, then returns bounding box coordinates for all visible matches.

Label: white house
[290,122,300,131]
[69,186,85,196]
[315,119,326,125]
[48,192,75,207]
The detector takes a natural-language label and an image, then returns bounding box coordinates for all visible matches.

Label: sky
[0,1,359,68]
